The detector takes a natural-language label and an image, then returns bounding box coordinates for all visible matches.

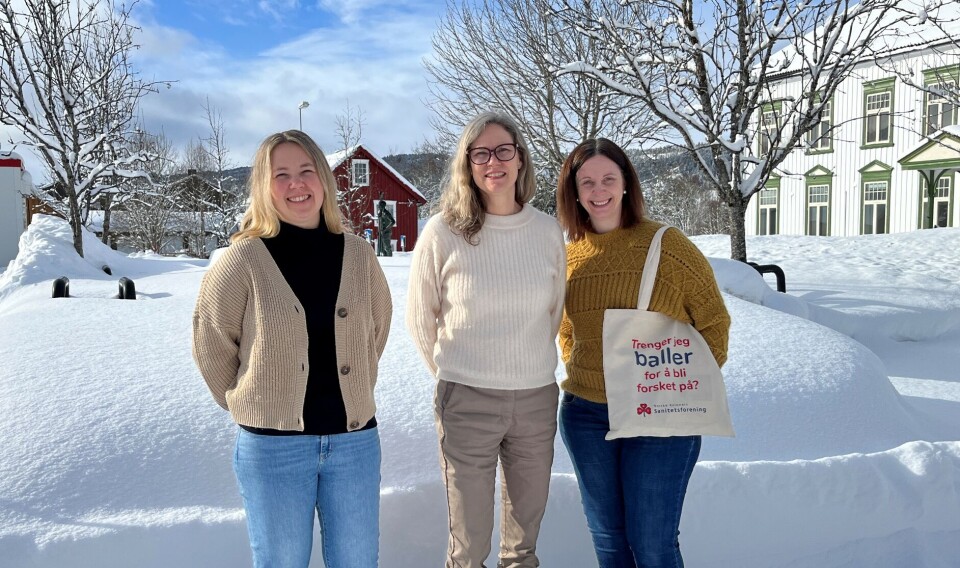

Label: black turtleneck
[242,221,375,436]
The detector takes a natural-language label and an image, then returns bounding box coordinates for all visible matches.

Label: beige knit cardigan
[192,233,392,432]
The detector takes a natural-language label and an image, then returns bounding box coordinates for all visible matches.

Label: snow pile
[1,217,958,567]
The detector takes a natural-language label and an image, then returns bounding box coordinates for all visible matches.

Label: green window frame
[861,78,896,149]
[858,161,893,234]
[804,167,833,236]
[806,93,834,155]
[757,176,780,235]
[922,65,960,135]
[917,172,955,229]
[758,101,783,156]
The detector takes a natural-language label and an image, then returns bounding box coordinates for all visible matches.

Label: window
[805,167,833,236]
[807,185,830,236]
[920,175,953,228]
[351,159,370,187]
[859,161,892,235]
[373,200,397,228]
[925,83,957,134]
[862,182,888,234]
[862,78,895,147]
[923,65,960,135]
[806,97,832,153]
[757,182,779,235]
[758,104,780,156]
[865,92,891,144]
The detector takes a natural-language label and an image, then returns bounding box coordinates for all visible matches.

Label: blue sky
[3,0,444,180]
[139,0,363,59]
[128,0,444,164]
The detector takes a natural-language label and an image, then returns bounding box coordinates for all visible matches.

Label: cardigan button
[340,365,351,375]
[349,421,360,429]
[337,307,348,318]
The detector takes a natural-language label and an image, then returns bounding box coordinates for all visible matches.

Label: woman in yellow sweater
[555,138,730,567]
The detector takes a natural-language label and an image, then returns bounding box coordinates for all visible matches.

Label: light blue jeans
[560,393,700,568]
[233,427,381,568]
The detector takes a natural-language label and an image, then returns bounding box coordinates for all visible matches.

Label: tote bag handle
[637,226,671,311]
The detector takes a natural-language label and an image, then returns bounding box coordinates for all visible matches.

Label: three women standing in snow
[192,130,391,568]
[556,138,731,567]
[192,122,727,568]
[407,112,567,568]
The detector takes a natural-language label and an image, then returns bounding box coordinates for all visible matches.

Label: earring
[575,198,579,202]
[623,190,627,194]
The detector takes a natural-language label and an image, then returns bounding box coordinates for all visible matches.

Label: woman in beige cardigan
[193,130,391,568]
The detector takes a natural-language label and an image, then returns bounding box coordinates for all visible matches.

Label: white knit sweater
[406,205,566,390]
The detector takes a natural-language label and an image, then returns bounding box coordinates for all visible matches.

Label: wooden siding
[747,45,960,236]
[331,146,426,251]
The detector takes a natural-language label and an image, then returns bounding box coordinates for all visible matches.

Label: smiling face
[469,123,523,214]
[576,154,625,234]
[270,142,324,229]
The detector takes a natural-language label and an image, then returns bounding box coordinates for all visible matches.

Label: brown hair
[232,130,344,242]
[556,138,646,241]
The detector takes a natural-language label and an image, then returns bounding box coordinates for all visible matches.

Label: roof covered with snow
[769,0,960,77]
[326,144,426,201]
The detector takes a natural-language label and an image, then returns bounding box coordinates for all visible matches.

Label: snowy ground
[1,215,958,567]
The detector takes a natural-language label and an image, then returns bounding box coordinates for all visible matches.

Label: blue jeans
[233,427,381,568]
[559,393,700,568]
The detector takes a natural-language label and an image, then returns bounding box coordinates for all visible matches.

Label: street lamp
[298,100,310,130]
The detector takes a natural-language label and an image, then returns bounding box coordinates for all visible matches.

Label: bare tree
[116,130,183,254]
[334,102,373,233]
[182,138,212,174]
[0,0,164,257]
[426,0,656,213]
[335,100,365,151]
[644,168,726,236]
[401,138,449,218]
[178,138,214,256]
[195,98,241,254]
[631,148,726,235]
[877,4,960,111]
[556,0,933,260]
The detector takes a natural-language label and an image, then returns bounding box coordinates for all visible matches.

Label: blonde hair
[440,112,536,244]
[231,130,344,242]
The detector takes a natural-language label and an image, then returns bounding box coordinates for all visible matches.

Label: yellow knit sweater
[560,220,730,403]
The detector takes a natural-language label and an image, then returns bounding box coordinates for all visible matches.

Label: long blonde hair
[440,112,536,244]
[231,130,344,242]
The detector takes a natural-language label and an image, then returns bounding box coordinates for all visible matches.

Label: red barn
[327,145,427,252]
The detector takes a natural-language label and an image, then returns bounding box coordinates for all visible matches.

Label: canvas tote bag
[602,226,734,440]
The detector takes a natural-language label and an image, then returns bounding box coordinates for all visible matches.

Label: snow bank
[1,217,958,567]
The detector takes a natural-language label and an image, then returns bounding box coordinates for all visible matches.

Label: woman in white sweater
[406,112,566,568]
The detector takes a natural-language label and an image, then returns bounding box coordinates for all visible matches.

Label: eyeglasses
[467,143,518,165]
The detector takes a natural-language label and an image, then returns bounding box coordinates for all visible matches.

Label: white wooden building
[0,151,31,269]
[746,11,960,237]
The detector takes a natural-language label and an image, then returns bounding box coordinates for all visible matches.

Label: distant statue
[376,196,395,257]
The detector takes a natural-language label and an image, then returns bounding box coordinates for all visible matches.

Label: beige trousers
[434,380,559,568]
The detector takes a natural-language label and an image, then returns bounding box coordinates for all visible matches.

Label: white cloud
[133,6,439,169]
[258,0,301,22]
[4,1,443,184]
[318,0,381,25]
